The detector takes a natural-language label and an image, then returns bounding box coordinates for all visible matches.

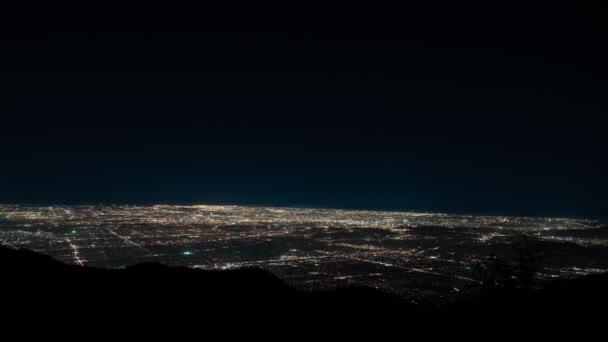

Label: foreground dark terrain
[0,245,419,319]
[1,245,607,339]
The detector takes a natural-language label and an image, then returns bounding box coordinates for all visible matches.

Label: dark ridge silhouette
[0,245,422,321]
[1,245,606,340]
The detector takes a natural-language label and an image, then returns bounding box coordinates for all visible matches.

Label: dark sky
[1,2,607,218]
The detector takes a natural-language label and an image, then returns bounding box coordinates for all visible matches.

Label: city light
[0,204,606,306]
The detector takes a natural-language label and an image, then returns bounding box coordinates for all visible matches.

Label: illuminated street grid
[1,204,607,305]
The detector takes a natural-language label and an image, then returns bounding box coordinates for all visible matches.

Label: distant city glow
[1,204,607,306]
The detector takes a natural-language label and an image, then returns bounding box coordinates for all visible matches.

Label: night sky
[1,2,607,218]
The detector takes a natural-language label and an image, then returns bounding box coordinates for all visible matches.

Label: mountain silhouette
[1,244,606,340]
[0,245,422,320]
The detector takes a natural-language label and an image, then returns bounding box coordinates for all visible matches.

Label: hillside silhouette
[0,245,422,320]
[1,245,607,339]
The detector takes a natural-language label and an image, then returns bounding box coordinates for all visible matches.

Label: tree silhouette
[473,234,543,288]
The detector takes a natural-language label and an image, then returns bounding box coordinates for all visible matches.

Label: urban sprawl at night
[1,204,606,306]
